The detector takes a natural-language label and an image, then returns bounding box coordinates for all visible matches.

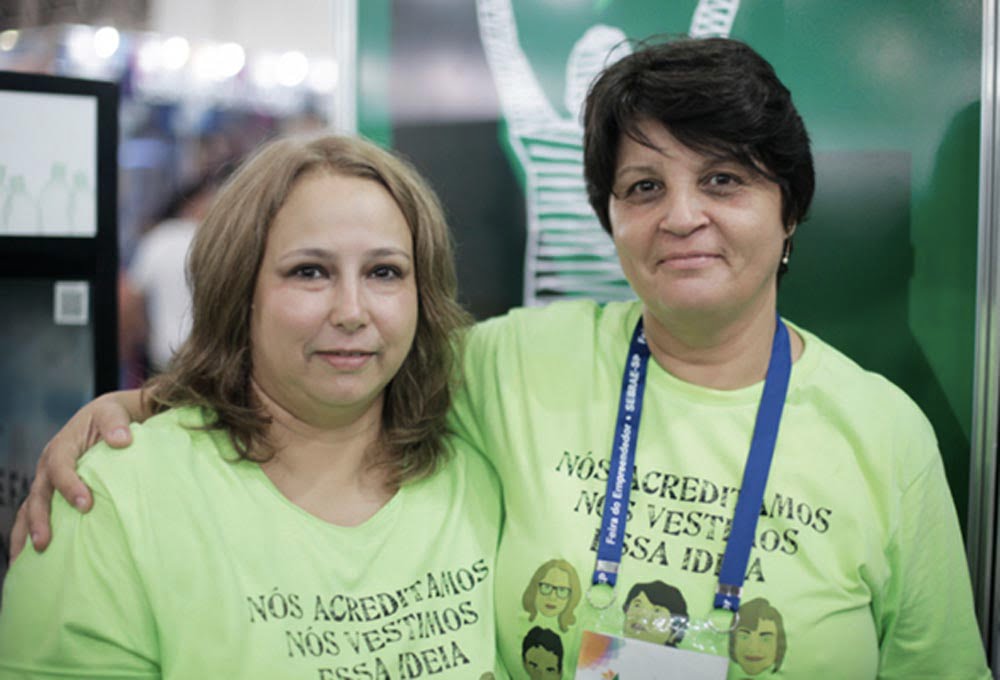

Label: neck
[254,386,396,526]
[641,292,802,390]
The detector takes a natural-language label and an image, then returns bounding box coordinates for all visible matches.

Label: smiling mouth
[316,351,376,369]
[657,253,722,269]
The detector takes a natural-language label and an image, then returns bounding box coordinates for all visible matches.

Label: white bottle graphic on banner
[39,162,72,235]
[3,174,37,234]
[69,170,96,235]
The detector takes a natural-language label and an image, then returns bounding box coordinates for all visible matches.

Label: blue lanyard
[592,319,651,586]
[592,314,792,613]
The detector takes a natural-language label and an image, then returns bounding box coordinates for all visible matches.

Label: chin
[309,382,383,410]
[649,295,729,319]
[646,279,725,307]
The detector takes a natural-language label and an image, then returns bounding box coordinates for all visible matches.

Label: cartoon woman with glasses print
[522,559,582,632]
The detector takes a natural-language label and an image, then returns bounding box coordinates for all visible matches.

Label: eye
[290,264,326,279]
[369,264,403,280]
[615,178,663,203]
[630,179,661,194]
[703,171,745,194]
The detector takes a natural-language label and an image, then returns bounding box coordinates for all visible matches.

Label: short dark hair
[522,626,564,671]
[623,580,689,644]
[583,36,814,244]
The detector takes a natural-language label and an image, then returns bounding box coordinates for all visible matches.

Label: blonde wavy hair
[146,134,471,485]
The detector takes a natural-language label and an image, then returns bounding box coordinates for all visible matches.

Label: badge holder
[574,317,791,680]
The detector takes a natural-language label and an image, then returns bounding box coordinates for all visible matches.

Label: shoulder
[79,406,228,494]
[468,299,639,358]
[406,436,503,517]
[423,436,501,494]
[788,322,938,471]
[447,436,502,489]
[794,324,923,412]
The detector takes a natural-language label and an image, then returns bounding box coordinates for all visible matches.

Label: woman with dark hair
[453,36,988,676]
[13,38,990,677]
[0,134,501,677]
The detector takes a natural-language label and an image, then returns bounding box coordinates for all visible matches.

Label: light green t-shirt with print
[452,299,989,680]
[0,407,504,679]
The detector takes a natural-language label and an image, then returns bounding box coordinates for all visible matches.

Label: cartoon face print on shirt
[622,580,689,646]
[522,626,564,680]
[729,598,786,676]
[522,559,582,632]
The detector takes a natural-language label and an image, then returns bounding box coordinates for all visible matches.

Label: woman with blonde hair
[0,134,501,678]
[521,558,582,632]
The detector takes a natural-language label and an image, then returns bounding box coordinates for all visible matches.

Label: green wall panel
[357,0,392,147]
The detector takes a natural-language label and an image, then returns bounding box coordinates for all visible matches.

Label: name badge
[575,630,729,679]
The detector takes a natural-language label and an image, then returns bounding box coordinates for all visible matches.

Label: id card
[575,630,728,679]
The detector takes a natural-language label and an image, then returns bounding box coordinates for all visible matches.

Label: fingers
[9,501,30,562]
[17,390,138,557]
[45,394,128,508]
[105,426,134,448]
[92,393,136,449]
[48,453,93,514]
[22,467,55,553]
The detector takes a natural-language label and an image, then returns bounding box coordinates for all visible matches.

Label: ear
[784,222,797,237]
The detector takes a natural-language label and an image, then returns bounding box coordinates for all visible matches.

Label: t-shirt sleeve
[874,413,990,679]
[0,451,159,678]
[449,320,500,463]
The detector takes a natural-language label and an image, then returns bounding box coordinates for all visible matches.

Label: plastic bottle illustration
[39,162,72,235]
[476,0,741,305]
[3,174,38,235]
[69,170,96,236]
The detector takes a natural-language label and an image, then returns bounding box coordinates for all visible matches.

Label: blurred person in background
[120,172,223,384]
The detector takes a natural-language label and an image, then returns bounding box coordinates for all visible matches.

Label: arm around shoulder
[10,388,149,559]
[0,464,159,676]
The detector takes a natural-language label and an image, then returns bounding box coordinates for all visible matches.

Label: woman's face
[534,566,572,618]
[250,171,418,427]
[608,119,788,326]
[734,618,779,675]
[624,591,676,645]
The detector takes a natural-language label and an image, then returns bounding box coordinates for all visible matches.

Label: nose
[658,185,708,236]
[329,279,367,332]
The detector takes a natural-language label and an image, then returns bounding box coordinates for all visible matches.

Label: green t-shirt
[452,300,989,679]
[0,407,504,679]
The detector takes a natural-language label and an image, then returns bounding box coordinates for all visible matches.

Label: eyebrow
[614,163,661,181]
[281,246,412,261]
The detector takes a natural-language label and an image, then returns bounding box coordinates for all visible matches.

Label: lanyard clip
[714,583,743,612]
